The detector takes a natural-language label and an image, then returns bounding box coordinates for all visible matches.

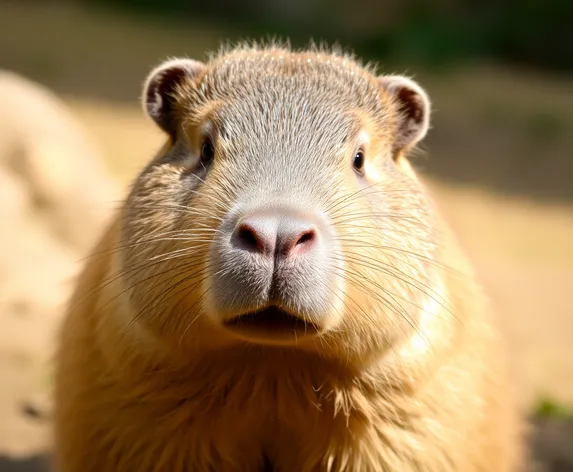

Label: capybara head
[119,45,437,361]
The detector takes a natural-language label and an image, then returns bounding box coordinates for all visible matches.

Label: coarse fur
[53,42,524,471]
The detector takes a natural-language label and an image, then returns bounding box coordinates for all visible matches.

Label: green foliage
[535,396,573,418]
[524,111,569,144]
[80,0,573,73]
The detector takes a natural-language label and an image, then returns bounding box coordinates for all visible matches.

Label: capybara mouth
[223,306,319,338]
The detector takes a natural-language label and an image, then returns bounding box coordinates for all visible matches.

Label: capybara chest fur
[53,43,523,471]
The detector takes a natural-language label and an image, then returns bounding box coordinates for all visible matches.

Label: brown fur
[53,44,524,471]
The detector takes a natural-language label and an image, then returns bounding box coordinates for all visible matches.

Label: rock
[0,70,120,252]
[0,71,119,456]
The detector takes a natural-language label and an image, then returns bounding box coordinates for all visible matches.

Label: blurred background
[0,0,572,470]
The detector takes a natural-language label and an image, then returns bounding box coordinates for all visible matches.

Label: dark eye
[200,138,215,165]
[353,148,365,174]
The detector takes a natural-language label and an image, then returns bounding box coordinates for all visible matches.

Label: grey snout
[232,213,319,260]
[209,203,339,328]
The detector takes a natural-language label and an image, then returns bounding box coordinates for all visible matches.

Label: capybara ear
[142,58,205,138]
[378,75,431,152]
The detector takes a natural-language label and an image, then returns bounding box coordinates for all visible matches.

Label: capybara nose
[233,214,319,259]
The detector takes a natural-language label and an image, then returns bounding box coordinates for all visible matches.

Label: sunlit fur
[53,43,523,471]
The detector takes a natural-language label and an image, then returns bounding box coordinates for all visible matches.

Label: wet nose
[232,214,319,258]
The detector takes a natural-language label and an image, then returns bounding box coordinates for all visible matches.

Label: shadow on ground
[1,417,572,472]
[0,456,49,472]
[530,416,573,471]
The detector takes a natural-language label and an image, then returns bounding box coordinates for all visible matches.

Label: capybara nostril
[232,214,319,259]
[277,227,318,257]
[233,221,276,255]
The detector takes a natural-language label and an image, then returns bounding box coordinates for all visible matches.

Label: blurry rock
[0,70,120,251]
[0,71,119,456]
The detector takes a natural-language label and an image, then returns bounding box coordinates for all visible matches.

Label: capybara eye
[353,148,365,174]
[201,138,215,166]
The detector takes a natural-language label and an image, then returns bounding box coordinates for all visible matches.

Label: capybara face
[119,46,438,358]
